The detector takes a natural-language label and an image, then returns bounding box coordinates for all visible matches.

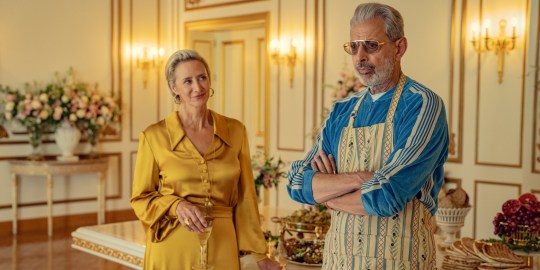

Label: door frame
[184,13,271,152]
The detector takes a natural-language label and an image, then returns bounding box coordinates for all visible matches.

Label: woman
[131,49,280,269]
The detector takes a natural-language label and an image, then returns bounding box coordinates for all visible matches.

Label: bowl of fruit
[493,193,540,251]
[273,208,331,236]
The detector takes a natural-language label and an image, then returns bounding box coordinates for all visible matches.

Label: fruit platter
[493,193,540,251]
[283,238,324,266]
[271,207,331,266]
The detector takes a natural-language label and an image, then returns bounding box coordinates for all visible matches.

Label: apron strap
[346,93,367,127]
[382,73,407,161]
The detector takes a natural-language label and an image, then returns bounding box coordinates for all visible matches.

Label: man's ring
[184,217,191,226]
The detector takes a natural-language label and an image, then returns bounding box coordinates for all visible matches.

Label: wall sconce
[471,18,517,84]
[270,38,299,88]
[133,46,165,88]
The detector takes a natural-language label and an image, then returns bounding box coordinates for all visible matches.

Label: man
[287,2,448,269]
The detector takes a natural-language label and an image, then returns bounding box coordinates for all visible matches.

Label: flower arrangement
[0,68,120,157]
[45,69,120,145]
[251,151,287,197]
[328,69,364,101]
[1,83,57,152]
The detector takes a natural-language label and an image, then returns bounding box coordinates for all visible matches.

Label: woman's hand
[176,200,207,233]
[256,258,281,270]
[311,150,336,174]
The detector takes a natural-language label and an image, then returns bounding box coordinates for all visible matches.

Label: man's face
[349,18,398,88]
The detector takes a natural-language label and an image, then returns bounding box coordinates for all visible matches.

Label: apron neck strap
[346,73,407,128]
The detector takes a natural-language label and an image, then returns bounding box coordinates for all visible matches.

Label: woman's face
[172,60,210,107]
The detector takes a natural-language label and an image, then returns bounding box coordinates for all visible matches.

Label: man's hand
[311,150,336,174]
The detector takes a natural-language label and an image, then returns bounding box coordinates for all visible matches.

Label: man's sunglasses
[343,40,385,55]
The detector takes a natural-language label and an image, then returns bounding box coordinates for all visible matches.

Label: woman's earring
[210,88,215,97]
[174,95,181,104]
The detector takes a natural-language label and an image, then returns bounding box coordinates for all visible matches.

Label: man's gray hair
[165,49,211,95]
[350,2,404,42]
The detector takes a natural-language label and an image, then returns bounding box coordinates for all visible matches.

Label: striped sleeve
[287,108,336,205]
[361,83,449,217]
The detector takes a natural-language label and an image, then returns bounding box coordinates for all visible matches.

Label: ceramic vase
[54,121,81,161]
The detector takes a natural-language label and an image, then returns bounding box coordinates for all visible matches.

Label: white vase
[55,121,81,161]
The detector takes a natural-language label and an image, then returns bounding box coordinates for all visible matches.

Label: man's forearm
[326,189,368,215]
[312,171,373,203]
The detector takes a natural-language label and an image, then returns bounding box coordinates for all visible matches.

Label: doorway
[185,13,270,153]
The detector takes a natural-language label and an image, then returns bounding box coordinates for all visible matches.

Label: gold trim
[129,0,136,142]
[311,0,319,146]
[473,180,521,239]
[256,37,265,136]
[532,0,540,174]
[264,13,271,152]
[184,13,267,36]
[130,151,137,194]
[116,0,123,143]
[447,0,462,163]
[474,0,529,168]
[185,0,257,11]
[320,0,326,144]
[72,237,143,267]
[157,0,161,122]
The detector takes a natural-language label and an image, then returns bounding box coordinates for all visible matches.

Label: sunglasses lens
[344,41,358,55]
[363,40,380,53]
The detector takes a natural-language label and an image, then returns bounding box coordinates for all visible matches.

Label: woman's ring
[184,217,191,226]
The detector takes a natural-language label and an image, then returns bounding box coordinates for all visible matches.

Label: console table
[10,157,109,236]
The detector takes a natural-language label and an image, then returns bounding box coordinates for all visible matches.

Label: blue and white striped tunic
[287,76,449,217]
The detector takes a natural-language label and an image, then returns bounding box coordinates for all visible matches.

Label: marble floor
[0,211,136,270]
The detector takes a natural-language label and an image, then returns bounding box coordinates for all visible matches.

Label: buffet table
[71,207,317,269]
[72,207,540,269]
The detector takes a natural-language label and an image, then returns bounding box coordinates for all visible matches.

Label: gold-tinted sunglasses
[343,40,385,55]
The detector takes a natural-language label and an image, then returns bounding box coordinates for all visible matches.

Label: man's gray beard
[357,57,395,89]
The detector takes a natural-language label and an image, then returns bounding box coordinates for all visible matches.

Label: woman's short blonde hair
[165,49,211,97]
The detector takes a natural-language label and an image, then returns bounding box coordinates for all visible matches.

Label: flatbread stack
[442,237,526,270]
[442,237,483,269]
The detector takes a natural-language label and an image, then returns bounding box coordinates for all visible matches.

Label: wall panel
[276,0,306,151]
[130,0,160,141]
[475,0,529,167]
[474,180,521,239]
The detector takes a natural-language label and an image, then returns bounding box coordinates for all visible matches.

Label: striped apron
[322,74,437,270]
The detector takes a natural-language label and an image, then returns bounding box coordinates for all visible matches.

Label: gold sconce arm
[134,47,165,89]
[270,39,298,88]
[471,19,517,84]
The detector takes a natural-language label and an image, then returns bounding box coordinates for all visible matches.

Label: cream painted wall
[0,0,539,246]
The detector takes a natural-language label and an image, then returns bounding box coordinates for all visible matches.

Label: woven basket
[435,207,471,224]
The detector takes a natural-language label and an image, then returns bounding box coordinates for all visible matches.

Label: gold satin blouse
[130,110,267,269]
